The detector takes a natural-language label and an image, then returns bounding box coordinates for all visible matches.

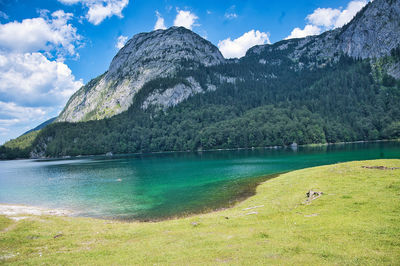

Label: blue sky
[0,0,370,144]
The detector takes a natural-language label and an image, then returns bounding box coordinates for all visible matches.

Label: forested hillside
[1,53,395,159]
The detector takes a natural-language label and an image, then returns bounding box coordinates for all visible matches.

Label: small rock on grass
[53,233,63,239]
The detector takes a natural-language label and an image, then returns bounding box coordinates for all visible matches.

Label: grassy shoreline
[1,159,400,264]
[0,173,282,223]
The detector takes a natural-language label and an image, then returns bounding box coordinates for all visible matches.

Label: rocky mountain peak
[57,26,224,122]
[246,0,400,66]
[338,0,400,59]
[108,26,224,78]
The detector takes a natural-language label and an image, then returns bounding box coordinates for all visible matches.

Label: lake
[0,141,399,221]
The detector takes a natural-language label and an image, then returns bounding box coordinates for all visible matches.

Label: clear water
[0,141,399,220]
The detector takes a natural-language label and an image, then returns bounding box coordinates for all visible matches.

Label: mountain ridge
[58,0,400,124]
[57,26,224,122]
[247,0,400,69]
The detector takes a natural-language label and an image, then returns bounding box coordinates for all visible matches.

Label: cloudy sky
[0,0,371,144]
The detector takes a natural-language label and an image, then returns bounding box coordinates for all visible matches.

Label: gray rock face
[57,27,224,122]
[247,0,400,65]
[338,0,400,59]
[142,77,203,110]
[388,62,400,79]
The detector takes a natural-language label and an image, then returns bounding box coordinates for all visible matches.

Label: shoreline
[0,173,282,223]
[1,155,399,222]
[0,204,72,221]
[7,138,399,161]
[128,172,282,223]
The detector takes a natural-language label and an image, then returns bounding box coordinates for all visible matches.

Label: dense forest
[1,51,400,159]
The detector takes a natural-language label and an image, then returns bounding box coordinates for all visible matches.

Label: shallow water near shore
[0,141,399,220]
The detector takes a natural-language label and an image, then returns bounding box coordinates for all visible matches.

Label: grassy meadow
[1,159,400,265]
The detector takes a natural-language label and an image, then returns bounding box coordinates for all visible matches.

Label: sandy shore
[0,204,72,220]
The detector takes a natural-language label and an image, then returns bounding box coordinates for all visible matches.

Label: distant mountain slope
[247,0,400,69]
[22,117,57,136]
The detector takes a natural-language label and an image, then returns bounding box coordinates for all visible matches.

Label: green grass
[1,159,400,265]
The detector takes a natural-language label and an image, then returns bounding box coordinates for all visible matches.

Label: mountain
[58,0,400,125]
[1,0,400,159]
[247,0,400,70]
[57,27,224,122]
[22,117,57,136]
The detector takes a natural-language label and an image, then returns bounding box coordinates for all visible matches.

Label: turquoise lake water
[0,141,399,220]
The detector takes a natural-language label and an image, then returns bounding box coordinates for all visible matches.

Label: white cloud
[0,51,83,143]
[87,0,129,25]
[58,0,129,25]
[286,25,321,39]
[286,0,369,39]
[0,102,48,126]
[173,10,198,30]
[306,8,341,28]
[58,0,81,3]
[0,11,8,20]
[154,11,166,30]
[0,52,83,143]
[0,52,83,107]
[224,5,237,20]
[0,101,55,143]
[218,30,271,59]
[0,9,85,144]
[0,126,11,136]
[224,13,238,19]
[334,0,368,28]
[116,35,128,49]
[0,10,81,58]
